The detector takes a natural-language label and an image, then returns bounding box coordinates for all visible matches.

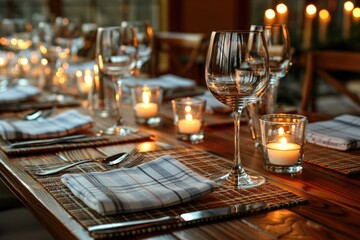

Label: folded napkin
[306,114,360,151]
[0,85,40,103]
[61,155,219,215]
[0,109,94,140]
[123,74,196,89]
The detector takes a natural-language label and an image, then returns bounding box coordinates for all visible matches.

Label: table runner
[26,147,306,239]
[304,143,360,175]
[0,131,152,155]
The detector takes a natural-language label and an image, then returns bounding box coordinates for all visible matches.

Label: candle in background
[343,1,354,40]
[178,106,201,134]
[264,9,276,25]
[353,7,360,24]
[76,69,93,96]
[134,87,158,118]
[318,9,331,44]
[276,3,288,25]
[302,4,317,50]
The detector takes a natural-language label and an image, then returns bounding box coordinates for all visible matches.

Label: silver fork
[35,147,139,176]
[122,155,146,168]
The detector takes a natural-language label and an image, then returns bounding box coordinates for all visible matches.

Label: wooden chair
[150,32,209,85]
[300,50,360,114]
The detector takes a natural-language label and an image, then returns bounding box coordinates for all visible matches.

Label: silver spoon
[35,147,139,176]
[24,107,56,121]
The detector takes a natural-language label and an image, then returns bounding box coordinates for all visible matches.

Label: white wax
[135,103,158,118]
[266,142,301,165]
[268,45,284,57]
[178,119,201,134]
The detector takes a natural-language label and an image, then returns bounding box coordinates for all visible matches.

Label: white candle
[276,3,288,25]
[318,9,331,44]
[266,137,300,165]
[343,1,354,40]
[302,4,317,50]
[134,88,158,118]
[178,113,201,134]
[268,45,284,57]
[264,9,276,25]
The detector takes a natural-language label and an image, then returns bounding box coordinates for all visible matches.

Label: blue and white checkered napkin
[0,85,40,103]
[61,155,219,216]
[0,109,94,140]
[306,114,360,151]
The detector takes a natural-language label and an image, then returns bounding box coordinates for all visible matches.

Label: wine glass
[250,24,291,113]
[205,30,269,188]
[121,20,153,78]
[37,19,81,99]
[91,26,138,135]
[245,24,291,147]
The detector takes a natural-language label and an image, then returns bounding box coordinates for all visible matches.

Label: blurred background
[0,0,359,114]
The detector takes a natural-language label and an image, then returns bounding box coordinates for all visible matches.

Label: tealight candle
[134,88,158,118]
[131,85,162,126]
[266,137,301,165]
[260,114,308,174]
[178,112,201,134]
[172,97,206,143]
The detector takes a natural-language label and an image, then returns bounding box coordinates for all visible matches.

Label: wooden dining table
[0,101,359,240]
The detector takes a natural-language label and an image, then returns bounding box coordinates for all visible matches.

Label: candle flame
[265,9,276,20]
[306,4,317,16]
[142,87,151,104]
[280,137,287,145]
[278,127,285,136]
[353,7,360,18]
[344,1,354,12]
[319,9,331,21]
[276,3,287,14]
[185,113,193,121]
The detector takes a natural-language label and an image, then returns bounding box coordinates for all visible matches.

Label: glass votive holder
[172,97,206,143]
[260,114,308,174]
[131,85,162,126]
[75,68,94,98]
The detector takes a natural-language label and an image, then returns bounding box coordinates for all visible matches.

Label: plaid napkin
[306,114,360,151]
[0,85,40,103]
[61,155,219,216]
[0,109,94,140]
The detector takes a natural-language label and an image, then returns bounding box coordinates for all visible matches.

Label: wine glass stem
[113,77,123,125]
[267,77,280,114]
[233,110,245,175]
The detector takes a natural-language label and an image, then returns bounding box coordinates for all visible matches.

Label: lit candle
[264,9,276,25]
[268,45,284,57]
[343,1,354,40]
[266,137,301,165]
[302,4,317,50]
[318,9,331,44]
[76,69,93,94]
[134,87,158,118]
[276,3,288,25]
[353,7,360,23]
[178,106,201,134]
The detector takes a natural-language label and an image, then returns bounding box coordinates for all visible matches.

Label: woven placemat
[304,144,360,175]
[1,131,152,156]
[26,147,306,239]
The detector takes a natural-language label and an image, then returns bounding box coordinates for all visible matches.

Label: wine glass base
[98,125,138,137]
[216,171,265,189]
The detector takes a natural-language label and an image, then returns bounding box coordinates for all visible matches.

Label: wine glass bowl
[205,30,269,188]
[121,20,153,77]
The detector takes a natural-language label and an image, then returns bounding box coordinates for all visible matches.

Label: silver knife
[9,134,89,148]
[88,202,265,234]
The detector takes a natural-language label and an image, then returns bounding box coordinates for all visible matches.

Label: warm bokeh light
[276,3,288,14]
[344,1,354,12]
[265,9,276,20]
[353,7,360,18]
[319,9,331,21]
[306,4,317,16]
